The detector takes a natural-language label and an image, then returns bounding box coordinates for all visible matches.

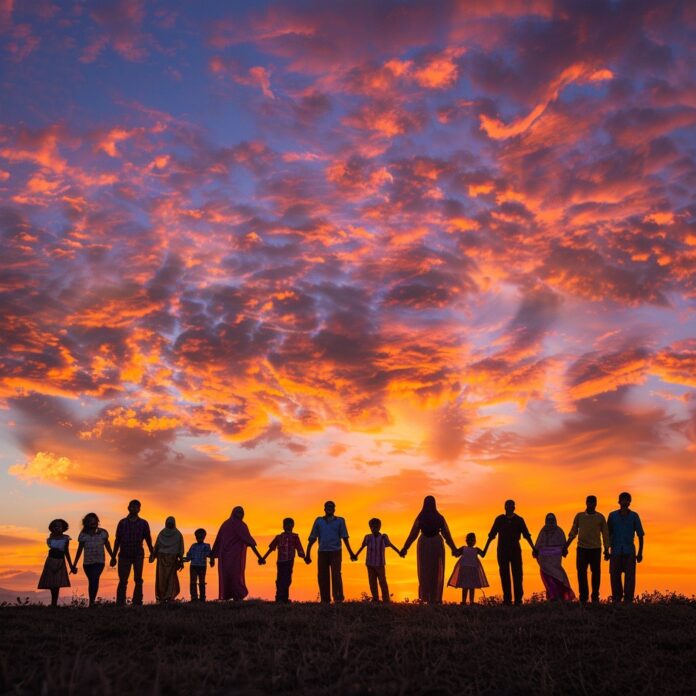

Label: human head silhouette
[618,492,631,509]
[504,500,515,516]
[82,512,99,532]
[545,513,557,527]
[232,506,244,520]
[586,495,597,513]
[466,532,476,547]
[165,516,176,529]
[128,499,141,516]
[194,528,207,542]
[324,501,336,517]
[48,519,68,534]
[369,518,381,533]
[283,518,294,532]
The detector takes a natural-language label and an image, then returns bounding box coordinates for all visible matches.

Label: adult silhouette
[607,492,645,603]
[482,499,534,605]
[400,496,458,604]
[564,495,609,603]
[211,506,265,601]
[111,500,153,606]
[73,512,114,606]
[533,513,575,601]
[305,500,356,603]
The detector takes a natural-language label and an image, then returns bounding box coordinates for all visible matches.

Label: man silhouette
[565,495,609,603]
[607,492,645,603]
[305,501,357,603]
[111,499,154,605]
[482,500,534,605]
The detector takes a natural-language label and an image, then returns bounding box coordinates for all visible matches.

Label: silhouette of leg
[511,552,523,604]
[190,566,198,601]
[199,566,207,602]
[367,566,379,601]
[276,560,292,602]
[576,548,589,602]
[317,551,331,602]
[498,554,512,605]
[588,548,601,602]
[84,563,103,605]
[330,550,344,602]
[623,553,636,602]
[132,556,144,605]
[609,553,623,602]
[116,557,132,605]
[377,567,389,602]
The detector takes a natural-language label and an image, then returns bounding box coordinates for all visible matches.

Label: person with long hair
[400,496,459,604]
[73,512,114,606]
[533,513,575,601]
[211,506,265,601]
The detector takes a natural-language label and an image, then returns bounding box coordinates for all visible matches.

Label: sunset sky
[1,0,695,603]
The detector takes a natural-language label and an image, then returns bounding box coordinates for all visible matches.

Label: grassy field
[1,595,695,695]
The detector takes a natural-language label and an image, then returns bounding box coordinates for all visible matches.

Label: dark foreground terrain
[1,596,695,695]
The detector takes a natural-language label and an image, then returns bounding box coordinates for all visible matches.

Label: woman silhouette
[401,496,459,603]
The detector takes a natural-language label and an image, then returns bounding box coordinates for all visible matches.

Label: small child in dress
[261,518,305,602]
[183,528,214,602]
[354,518,401,602]
[38,519,76,606]
[447,532,489,605]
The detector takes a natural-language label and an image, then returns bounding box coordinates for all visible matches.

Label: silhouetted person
[305,501,356,603]
[111,500,153,606]
[447,532,489,605]
[607,492,645,603]
[565,495,609,603]
[533,513,575,601]
[354,518,400,602]
[211,506,265,601]
[184,528,214,602]
[73,513,114,606]
[482,500,534,605]
[401,496,459,604]
[38,519,76,607]
[153,516,184,603]
[261,518,305,602]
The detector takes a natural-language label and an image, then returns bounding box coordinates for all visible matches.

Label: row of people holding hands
[37,493,645,606]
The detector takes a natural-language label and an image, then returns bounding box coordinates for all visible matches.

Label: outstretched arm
[354,541,367,558]
[250,544,265,564]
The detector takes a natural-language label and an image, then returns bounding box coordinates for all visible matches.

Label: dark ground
[1,595,695,695]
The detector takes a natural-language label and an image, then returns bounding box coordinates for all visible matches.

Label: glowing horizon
[1,0,695,603]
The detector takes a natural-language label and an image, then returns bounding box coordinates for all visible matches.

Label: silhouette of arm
[342,536,357,561]
[294,536,306,559]
[104,533,114,562]
[73,539,84,569]
[143,521,154,555]
[482,517,498,556]
[521,518,535,552]
[635,514,645,563]
[401,518,420,556]
[440,518,458,555]
[111,520,122,564]
[305,538,316,564]
[354,539,367,558]
[600,514,609,553]
[64,539,76,573]
[565,513,580,551]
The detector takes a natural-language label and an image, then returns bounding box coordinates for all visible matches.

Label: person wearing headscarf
[533,513,575,601]
[153,516,184,602]
[211,506,265,601]
[400,496,459,604]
